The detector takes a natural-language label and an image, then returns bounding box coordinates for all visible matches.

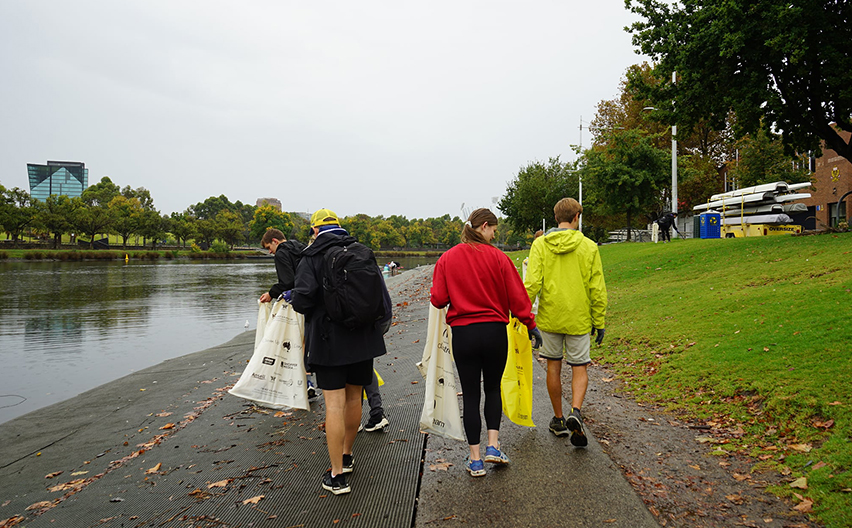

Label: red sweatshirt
[430,242,536,330]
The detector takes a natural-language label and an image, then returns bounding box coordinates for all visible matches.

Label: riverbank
[0,265,657,528]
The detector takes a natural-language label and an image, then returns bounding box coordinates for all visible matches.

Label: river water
[0,255,437,425]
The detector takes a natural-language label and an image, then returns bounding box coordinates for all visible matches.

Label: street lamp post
[643,71,678,214]
[670,71,678,214]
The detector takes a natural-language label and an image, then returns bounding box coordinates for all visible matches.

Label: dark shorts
[313,359,373,390]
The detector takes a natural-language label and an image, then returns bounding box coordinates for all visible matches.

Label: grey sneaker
[342,453,354,474]
[549,416,569,437]
[566,408,588,448]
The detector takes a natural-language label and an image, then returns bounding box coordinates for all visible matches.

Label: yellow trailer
[722,224,802,238]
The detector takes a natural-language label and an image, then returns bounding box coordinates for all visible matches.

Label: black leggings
[452,322,508,445]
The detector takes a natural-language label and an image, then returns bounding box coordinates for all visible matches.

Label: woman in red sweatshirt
[430,208,541,477]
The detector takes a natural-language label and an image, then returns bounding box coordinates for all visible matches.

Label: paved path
[0,266,657,528]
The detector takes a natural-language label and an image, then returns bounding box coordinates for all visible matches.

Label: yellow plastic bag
[501,317,535,427]
[362,369,385,401]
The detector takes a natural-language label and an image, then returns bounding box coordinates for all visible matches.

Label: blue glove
[591,327,605,346]
[528,327,543,349]
[281,290,293,303]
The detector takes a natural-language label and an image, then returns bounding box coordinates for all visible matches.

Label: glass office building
[27,161,88,201]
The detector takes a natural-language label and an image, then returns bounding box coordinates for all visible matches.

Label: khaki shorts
[538,330,591,366]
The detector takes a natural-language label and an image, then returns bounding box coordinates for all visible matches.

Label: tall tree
[729,126,811,188]
[168,212,197,248]
[626,0,852,162]
[37,194,81,248]
[108,195,144,249]
[499,157,579,233]
[0,187,38,242]
[248,205,294,243]
[582,129,670,240]
[83,177,121,207]
[216,210,245,249]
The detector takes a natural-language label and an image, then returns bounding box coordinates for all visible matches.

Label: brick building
[801,129,852,229]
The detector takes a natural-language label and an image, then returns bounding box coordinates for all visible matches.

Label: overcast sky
[0,1,644,219]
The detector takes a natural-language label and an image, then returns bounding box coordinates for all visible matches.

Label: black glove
[590,327,605,346]
[528,327,543,349]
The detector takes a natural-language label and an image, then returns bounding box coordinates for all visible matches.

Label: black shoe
[549,416,569,437]
[566,408,588,448]
[321,470,350,495]
[361,414,389,432]
[342,453,354,474]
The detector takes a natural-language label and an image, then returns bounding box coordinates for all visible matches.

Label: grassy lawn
[509,232,852,526]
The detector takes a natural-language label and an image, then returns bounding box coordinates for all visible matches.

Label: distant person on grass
[656,211,679,243]
[430,208,541,477]
[524,198,607,448]
[288,209,390,496]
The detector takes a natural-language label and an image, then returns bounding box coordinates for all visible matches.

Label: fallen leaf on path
[0,516,26,528]
[71,471,88,476]
[788,443,812,453]
[47,479,86,492]
[733,473,751,482]
[689,464,701,470]
[726,493,744,505]
[25,501,53,511]
[793,498,813,513]
[146,463,162,474]
[828,401,843,406]
[208,479,231,488]
[813,419,834,430]
[602,377,614,382]
[242,495,264,505]
[159,423,175,430]
[789,477,808,489]
[812,461,827,471]
[154,412,172,417]
[44,471,63,479]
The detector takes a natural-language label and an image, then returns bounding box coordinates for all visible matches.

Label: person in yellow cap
[287,208,391,495]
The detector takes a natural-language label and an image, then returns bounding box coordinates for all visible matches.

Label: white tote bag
[418,305,465,441]
[229,300,310,411]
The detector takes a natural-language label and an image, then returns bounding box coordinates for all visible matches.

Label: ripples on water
[0,259,276,424]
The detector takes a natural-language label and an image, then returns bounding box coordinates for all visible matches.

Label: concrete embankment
[0,265,657,528]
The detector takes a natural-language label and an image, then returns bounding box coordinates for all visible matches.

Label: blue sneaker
[484,445,510,464]
[464,456,486,477]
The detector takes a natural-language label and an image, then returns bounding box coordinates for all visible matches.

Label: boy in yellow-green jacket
[524,198,607,447]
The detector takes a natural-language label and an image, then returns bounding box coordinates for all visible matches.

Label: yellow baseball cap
[310,208,340,228]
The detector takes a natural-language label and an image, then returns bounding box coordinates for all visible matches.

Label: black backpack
[322,242,388,329]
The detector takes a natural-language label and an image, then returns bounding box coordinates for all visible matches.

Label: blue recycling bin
[700,212,721,239]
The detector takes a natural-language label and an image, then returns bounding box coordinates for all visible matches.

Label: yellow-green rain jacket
[523,228,607,335]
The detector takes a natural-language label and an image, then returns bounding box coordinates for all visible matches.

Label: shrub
[210,241,230,254]
[190,243,202,253]
[0,251,7,260]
